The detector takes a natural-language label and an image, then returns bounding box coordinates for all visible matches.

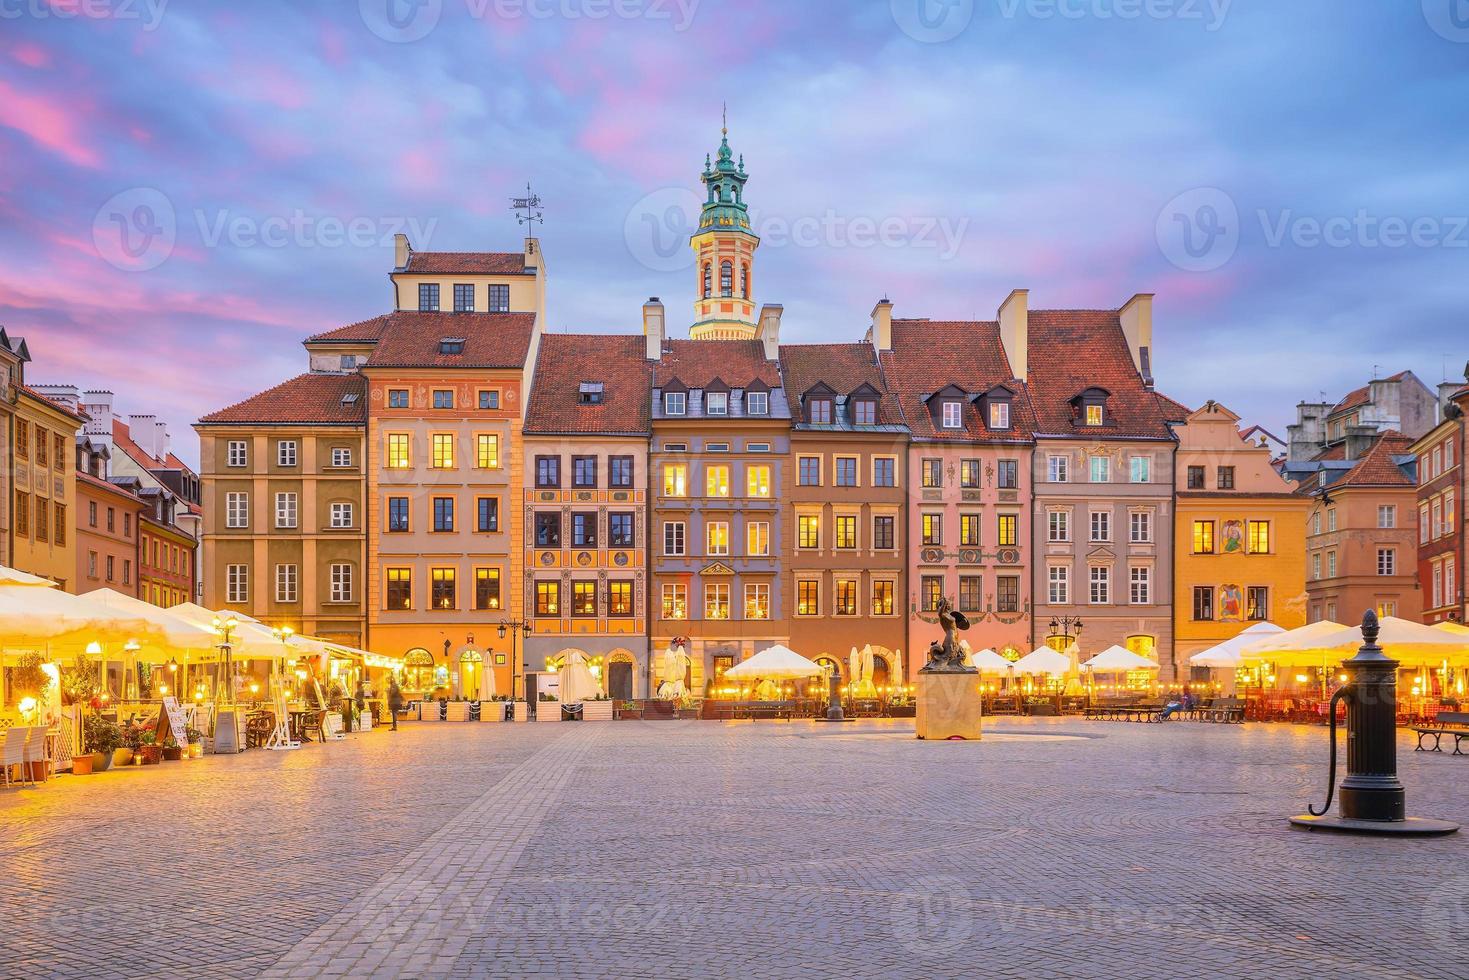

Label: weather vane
[511,182,543,228]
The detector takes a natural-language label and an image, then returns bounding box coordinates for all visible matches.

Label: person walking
[387,676,404,732]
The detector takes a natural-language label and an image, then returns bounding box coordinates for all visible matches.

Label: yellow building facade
[12,385,81,589]
[1173,402,1309,668]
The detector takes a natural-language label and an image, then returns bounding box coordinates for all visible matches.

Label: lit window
[707,522,729,556]
[475,569,501,611]
[1085,404,1104,426]
[386,434,411,469]
[664,464,688,497]
[834,579,858,616]
[1248,520,1271,553]
[941,401,963,429]
[747,521,770,556]
[1193,520,1215,554]
[662,584,687,620]
[834,515,857,550]
[476,434,499,469]
[960,514,981,547]
[921,576,943,612]
[746,464,771,498]
[989,402,1009,429]
[705,583,730,620]
[799,515,821,549]
[608,580,632,616]
[431,434,455,469]
[872,580,895,616]
[705,465,730,498]
[572,581,597,618]
[797,580,820,616]
[922,513,942,546]
[534,580,559,617]
[997,514,1018,547]
[744,584,770,620]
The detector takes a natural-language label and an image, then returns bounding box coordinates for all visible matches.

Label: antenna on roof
[511,183,543,228]
[1372,364,1381,380]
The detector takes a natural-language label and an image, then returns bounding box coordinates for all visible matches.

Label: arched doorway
[403,648,434,697]
[605,649,636,701]
[458,648,485,700]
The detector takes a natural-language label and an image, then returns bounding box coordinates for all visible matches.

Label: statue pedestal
[915,670,982,740]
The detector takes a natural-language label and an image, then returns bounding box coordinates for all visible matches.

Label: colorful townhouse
[1171,401,1309,669]
[1299,431,1421,624]
[73,435,145,595]
[779,338,909,684]
[521,332,652,700]
[11,363,82,590]
[1018,295,1179,675]
[1410,379,1467,626]
[873,297,1035,667]
[196,372,367,643]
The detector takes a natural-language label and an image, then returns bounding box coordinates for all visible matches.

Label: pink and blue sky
[2,0,1467,465]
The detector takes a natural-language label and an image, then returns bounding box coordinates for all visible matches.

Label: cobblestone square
[3,718,1466,979]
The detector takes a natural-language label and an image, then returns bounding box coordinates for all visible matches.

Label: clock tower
[689,121,761,340]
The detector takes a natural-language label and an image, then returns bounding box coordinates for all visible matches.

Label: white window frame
[1089,456,1111,484]
[707,521,730,557]
[1129,455,1151,484]
[1048,565,1070,605]
[1047,455,1069,483]
[1130,510,1153,544]
[330,502,354,529]
[989,402,1010,429]
[747,521,770,557]
[664,391,686,416]
[941,400,963,429]
[226,492,249,529]
[332,447,353,468]
[275,492,298,530]
[662,583,687,620]
[277,441,298,467]
[227,441,248,467]
[745,390,769,416]
[1089,510,1111,543]
[275,563,298,603]
[1089,566,1111,605]
[226,564,249,604]
[1129,566,1151,605]
[1377,548,1396,577]
[705,391,729,416]
[330,563,353,603]
[1048,510,1070,543]
[744,583,770,620]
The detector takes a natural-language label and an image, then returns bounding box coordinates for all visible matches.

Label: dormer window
[664,391,686,416]
[941,401,963,429]
[746,390,768,415]
[810,399,833,425]
[853,399,876,425]
[438,338,466,356]
[1070,387,1112,428]
[578,382,604,405]
[706,391,728,415]
[990,402,1010,429]
[341,393,360,408]
[1086,404,1104,426]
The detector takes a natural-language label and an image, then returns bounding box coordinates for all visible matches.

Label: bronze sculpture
[920,596,976,673]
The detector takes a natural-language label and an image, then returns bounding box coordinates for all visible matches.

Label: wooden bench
[1084,701,1139,721]
[1198,697,1245,724]
[1118,701,1168,723]
[1413,711,1469,755]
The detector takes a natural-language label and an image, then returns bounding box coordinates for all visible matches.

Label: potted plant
[113,724,139,768]
[161,736,183,762]
[536,692,561,723]
[582,694,614,722]
[615,700,642,721]
[83,715,121,772]
[60,656,100,708]
[137,731,162,765]
[185,727,205,759]
[676,695,701,721]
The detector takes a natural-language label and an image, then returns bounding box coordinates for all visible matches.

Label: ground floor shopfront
[521,635,649,701]
[650,632,790,698]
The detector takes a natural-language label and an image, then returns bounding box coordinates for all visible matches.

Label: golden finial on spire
[722,101,728,136]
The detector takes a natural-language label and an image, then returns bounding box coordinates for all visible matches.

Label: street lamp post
[495,617,534,700]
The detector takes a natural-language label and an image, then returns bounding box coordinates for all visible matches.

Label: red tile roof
[306,314,395,344]
[198,374,367,426]
[1330,371,1413,416]
[112,418,195,473]
[878,320,1035,443]
[653,339,780,389]
[779,343,899,425]
[524,334,651,436]
[1155,392,1192,423]
[1025,309,1172,440]
[1334,431,1416,488]
[364,311,536,370]
[403,252,528,275]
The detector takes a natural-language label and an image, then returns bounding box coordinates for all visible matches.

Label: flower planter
[139,746,163,765]
[111,748,133,768]
[91,751,112,772]
[512,702,530,722]
[71,754,94,775]
[187,742,204,759]
[482,703,507,722]
[535,702,562,723]
[581,701,614,722]
[162,745,184,762]
[25,760,49,781]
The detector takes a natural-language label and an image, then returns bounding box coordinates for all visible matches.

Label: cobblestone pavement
[3,717,1466,979]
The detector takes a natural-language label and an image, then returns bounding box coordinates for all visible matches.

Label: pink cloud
[0,79,102,168]
[10,41,52,68]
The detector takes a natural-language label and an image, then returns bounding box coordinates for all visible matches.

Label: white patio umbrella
[1306,617,1469,669]
[557,650,600,704]
[1082,646,1161,672]
[1012,646,1071,677]
[1189,622,1287,669]
[1238,620,1347,665]
[0,564,60,588]
[723,644,823,680]
[967,647,1015,673]
[80,589,218,650]
[0,585,159,647]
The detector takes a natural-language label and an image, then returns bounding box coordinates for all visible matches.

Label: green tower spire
[699,109,751,233]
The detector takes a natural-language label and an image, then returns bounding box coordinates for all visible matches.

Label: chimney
[394,233,411,270]
[1119,293,1155,387]
[1345,424,1378,462]
[128,415,158,458]
[870,297,893,353]
[156,420,171,462]
[998,289,1029,381]
[642,297,665,361]
[524,236,540,271]
[1437,381,1462,422]
[758,304,783,361]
